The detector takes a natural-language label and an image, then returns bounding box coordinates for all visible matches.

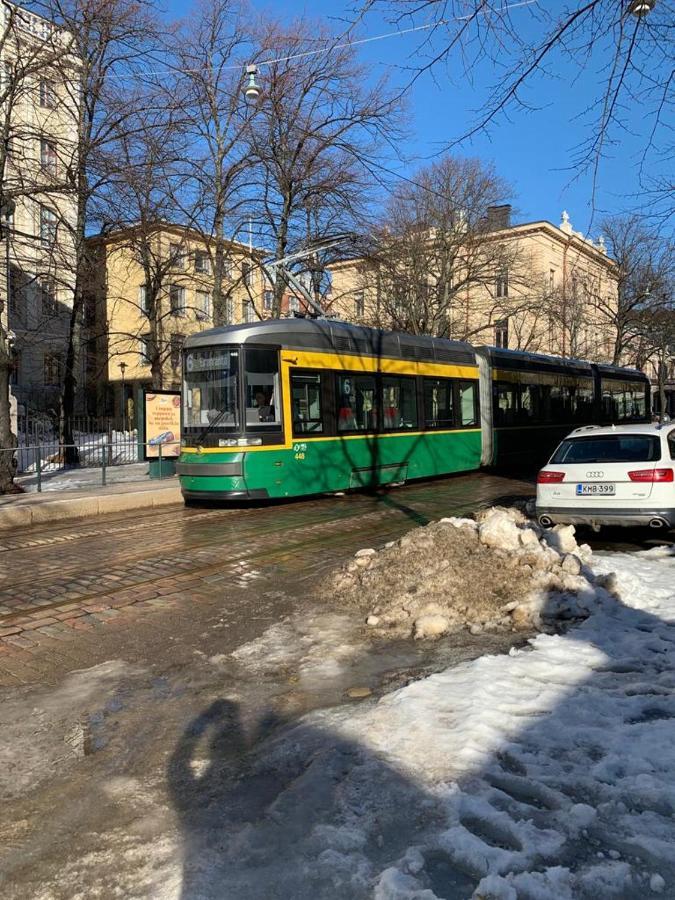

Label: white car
[536,423,675,530]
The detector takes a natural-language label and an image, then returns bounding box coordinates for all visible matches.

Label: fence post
[36,445,42,493]
[102,437,107,487]
[107,419,113,466]
[158,441,163,479]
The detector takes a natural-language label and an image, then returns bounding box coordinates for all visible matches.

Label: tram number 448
[293,443,307,460]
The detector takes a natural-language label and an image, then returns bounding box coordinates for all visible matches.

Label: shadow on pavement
[168,554,675,899]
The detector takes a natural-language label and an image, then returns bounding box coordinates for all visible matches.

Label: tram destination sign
[185,349,237,372]
[144,390,181,459]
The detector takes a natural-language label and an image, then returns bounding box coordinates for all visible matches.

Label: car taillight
[628,468,674,483]
[537,470,565,484]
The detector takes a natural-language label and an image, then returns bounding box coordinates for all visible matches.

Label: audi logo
[586,471,604,478]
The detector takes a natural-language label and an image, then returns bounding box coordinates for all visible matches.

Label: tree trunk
[60,299,81,466]
[0,352,17,493]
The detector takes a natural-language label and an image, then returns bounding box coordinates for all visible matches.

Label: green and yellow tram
[177,319,650,502]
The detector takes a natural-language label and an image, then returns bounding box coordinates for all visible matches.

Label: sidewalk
[0,475,182,531]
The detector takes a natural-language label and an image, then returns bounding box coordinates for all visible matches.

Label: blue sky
[164,0,668,238]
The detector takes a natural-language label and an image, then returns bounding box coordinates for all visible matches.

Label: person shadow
[168,548,675,899]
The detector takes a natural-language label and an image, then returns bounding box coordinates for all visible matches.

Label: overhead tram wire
[116,0,538,81]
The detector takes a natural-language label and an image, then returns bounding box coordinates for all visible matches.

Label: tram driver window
[337,373,376,431]
[245,347,282,428]
[291,371,323,434]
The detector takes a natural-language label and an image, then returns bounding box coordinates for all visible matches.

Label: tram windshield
[183,347,239,430]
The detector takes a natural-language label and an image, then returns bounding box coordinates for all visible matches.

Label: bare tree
[166,0,255,326]
[360,0,673,217]
[343,155,534,341]
[30,0,160,462]
[245,18,402,315]
[0,2,74,491]
[596,214,674,365]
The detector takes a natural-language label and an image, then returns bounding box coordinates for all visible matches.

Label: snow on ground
[17,461,153,492]
[155,536,675,900]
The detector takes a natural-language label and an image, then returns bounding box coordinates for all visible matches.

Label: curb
[0,485,183,531]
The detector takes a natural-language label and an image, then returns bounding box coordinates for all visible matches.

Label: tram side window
[245,347,282,428]
[550,385,573,421]
[291,371,323,434]
[459,381,478,426]
[494,382,516,426]
[382,376,417,430]
[423,378,454,429]
[337,373,376,431]
[573,384,595,423]
[518,384,537,424]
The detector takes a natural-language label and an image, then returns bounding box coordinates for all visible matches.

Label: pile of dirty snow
[327,507,615,639]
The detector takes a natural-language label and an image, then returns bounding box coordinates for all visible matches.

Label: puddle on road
[217,604,532,726]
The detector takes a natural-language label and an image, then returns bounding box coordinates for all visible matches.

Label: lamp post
[118,361,127,431]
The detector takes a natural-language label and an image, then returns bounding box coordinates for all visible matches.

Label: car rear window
[551,434,661,464]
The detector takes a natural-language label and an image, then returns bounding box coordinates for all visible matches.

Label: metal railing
[2,441,180,492]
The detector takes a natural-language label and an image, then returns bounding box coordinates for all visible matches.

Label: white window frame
[39,205,57,245]
[170,284,186,317]
[195,289,211,321]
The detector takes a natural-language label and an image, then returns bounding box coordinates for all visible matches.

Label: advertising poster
[144,390,181,458]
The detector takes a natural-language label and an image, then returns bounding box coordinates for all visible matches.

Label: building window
[40,138,57,174]
[169,243,185,270]
[495,318,509,349]
[9,351,20,386]
[170,333,185,370]
[138,284,149,315]
[170,284,186,316]
[139,334,152,365]
[242,261,252,286]
[496,270,509,298]
[243,299,256,323]
[8,265,22,316]
[39,205,57,245]
[354,292,365,318]
[288,295,300,315]
[43,352,61,386]
[263,290,273,312]
[223,259,232,279]
[39,78,56,108]
[549,269,555,294]
[195,289,211,320]
[40,278,58,317]
[194,250,210,274]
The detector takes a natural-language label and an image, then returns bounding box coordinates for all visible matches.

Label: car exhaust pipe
[539,515,553,528]
[649,517,667,529]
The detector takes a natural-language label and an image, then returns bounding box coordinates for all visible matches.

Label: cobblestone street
[0,472,533,688]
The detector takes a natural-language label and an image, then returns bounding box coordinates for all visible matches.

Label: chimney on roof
[485,204,512,230]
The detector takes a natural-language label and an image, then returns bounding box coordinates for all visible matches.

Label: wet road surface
[1,471,672,898]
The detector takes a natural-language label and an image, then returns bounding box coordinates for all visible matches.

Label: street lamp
[118,361,127,431]
[244,64,261,103]
[628,0,655,15]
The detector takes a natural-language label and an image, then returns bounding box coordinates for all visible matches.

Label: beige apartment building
[328,209,620,363]
[1,3,79,418]
[85,224,268,419]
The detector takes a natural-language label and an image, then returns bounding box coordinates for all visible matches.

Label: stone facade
[85,224,267,417]
[328,212,620,363]
[1,4,79,418]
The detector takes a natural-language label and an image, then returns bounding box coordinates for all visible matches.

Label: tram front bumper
[177,457,269,501]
